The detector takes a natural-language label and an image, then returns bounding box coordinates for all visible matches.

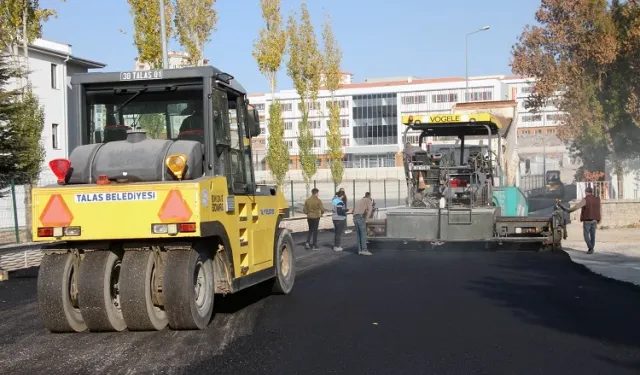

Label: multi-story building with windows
[1,39,105,229]
[248,72,564,171]
[134,51,209,70]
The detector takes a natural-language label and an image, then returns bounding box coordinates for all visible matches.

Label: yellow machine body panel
[31,176,289,278]
[401,112,504,128]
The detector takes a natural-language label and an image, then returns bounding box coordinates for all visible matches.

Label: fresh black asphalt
[1,230,640,375]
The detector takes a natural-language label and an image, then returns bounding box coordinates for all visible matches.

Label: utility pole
[542,104,547,178]
[465,26,490,101]
[159,0,169,69]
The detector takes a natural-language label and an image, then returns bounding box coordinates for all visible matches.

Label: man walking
[561,186,601,254]
[352,192,374,256]
[303,188,324,250]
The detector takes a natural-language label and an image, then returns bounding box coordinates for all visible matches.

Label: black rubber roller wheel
[272,229,295,295]
[163,248,214,330]
[78,251,127,332]
[119,251,168,331]
[37,253,87,333]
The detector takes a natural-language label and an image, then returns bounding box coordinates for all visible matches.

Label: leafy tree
[265,103,290,187]
[322,13,344,186]
[127,0,174,69]
[0,53,21,192]
[286,1,323,194]
[11,85,45,186]
[510,0,640,194]
[253,0,289,187]
[138,114,166,139]
[0,0,63,74]
[173,0,217,66]
[1,0,57,238]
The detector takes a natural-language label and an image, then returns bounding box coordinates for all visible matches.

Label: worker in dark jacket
[561,187,601,254]
[337,187,352,234]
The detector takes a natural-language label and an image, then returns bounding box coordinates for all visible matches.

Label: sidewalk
[563,223,640,287]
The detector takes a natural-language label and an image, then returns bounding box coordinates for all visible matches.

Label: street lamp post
[465,26,490,101]
[159,0,169,69]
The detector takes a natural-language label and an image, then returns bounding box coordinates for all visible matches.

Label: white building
[248,73,567,172]
[134,51,209,70]
[0,39,105,229]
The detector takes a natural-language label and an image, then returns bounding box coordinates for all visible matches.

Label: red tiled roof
[246,75,533,97]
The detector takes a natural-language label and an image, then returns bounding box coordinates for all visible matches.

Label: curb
[561,248,640,289]
[0,241,50,254]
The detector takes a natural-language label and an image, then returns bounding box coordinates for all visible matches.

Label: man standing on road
[352,192,374,256]
[561,186,601,254]
[303,188,324,250]
[332,191,348,251]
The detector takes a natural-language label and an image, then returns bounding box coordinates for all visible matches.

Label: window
[431,93,458,103]
[281,102,292,112]
[299,120,321,129]
[306,101,321,111]
[253,103,265,111]
[284,121,293,130]
[50,64,58,89]
[325,118,349,128]
[546,114,562,121]
[341,138,350,147]
[84,83,204,145]
[520,86,534,93]
[522,114,542,122]
[52,124,59,149]
[326,99,349,109]
[465,91,493,102]
[402,95,427,105]
[313,139,321,148]
[283,140,294,148]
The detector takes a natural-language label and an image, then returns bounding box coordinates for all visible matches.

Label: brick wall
[568,199,640,227]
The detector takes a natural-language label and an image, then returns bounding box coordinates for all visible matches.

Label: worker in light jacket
[352,192,374,256]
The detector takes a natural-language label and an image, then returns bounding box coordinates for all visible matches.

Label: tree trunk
[23,182,33,240]
[615,164,624,200]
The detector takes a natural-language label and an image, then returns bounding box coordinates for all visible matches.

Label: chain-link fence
[0,173,550,246]
[0,174,59,246]
[277,179,408,217]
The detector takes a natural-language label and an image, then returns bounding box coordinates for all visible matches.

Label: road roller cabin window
[84,84,205,145]
[226,95,248,188]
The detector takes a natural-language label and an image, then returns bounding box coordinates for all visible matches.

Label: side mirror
[245,107,261,138]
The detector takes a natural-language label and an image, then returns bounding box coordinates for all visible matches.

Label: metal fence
[519,175,546,193]
[1,173,550,246]
[576,181,618,200]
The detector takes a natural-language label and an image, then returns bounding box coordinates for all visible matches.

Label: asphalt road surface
[1,231,640,375]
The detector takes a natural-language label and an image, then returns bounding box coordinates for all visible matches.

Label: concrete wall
[605,158,640,200]
[568,199,640,228]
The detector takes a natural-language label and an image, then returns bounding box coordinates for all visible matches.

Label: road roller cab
[34,67,296,333]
